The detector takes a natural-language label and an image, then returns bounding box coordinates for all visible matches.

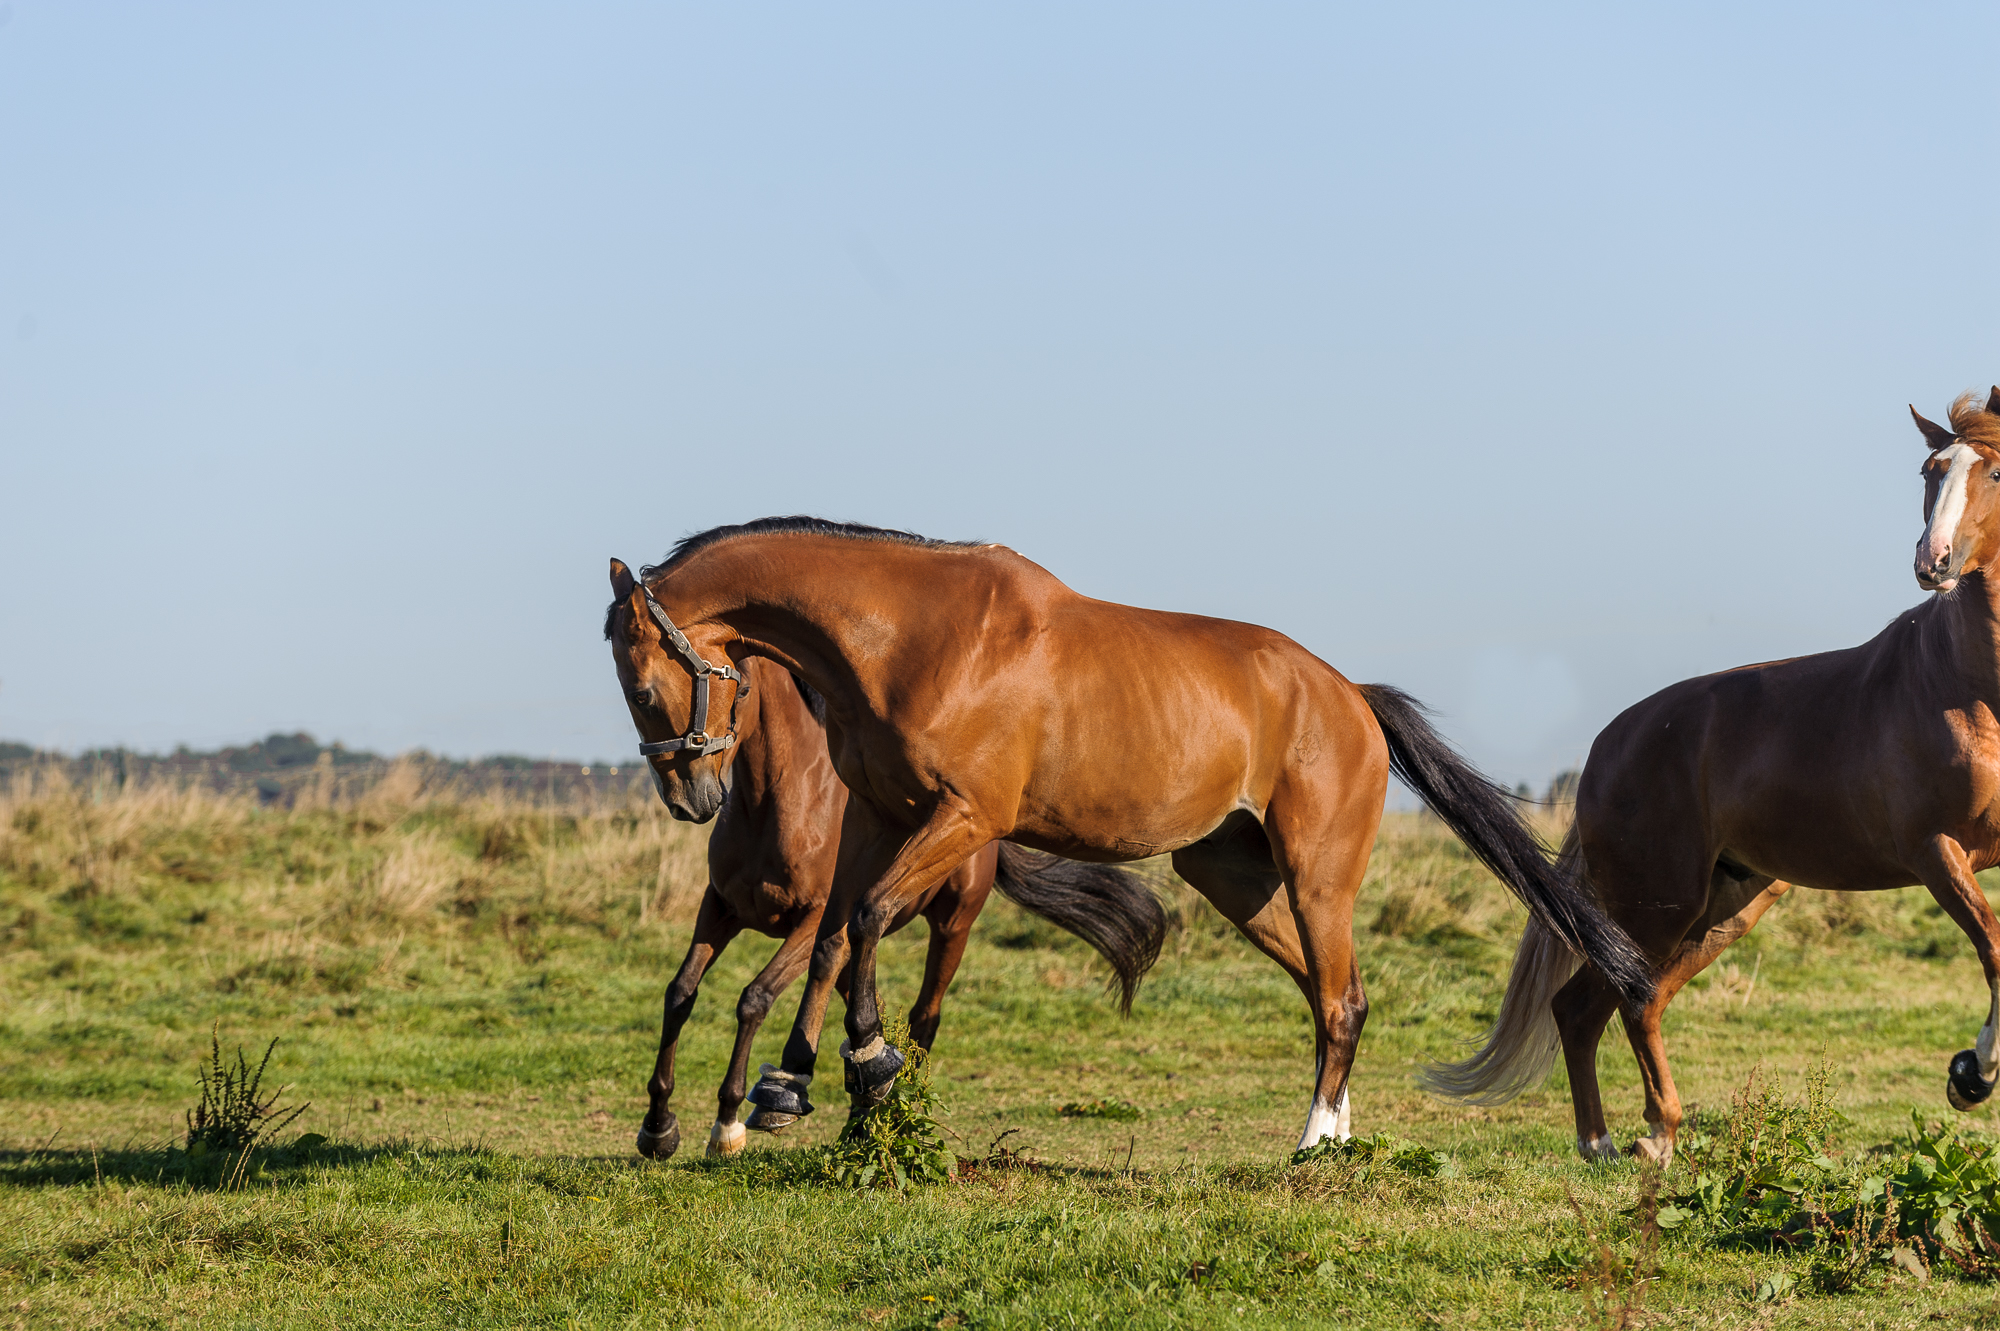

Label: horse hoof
[1577,1133,1620,1163]
[706,1119,748,1157]
[1948,1049,1995,1111]
[1630,1136,1673,1168]
[842,1039,904,1107]
[745,1106,798,1133]
[636,1113,681,1159]
[745,1079,813,1119]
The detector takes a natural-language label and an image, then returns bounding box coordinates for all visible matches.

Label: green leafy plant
[1289,1131,1455,1178]
[1058,1097,1143,1122]
[185,1026,309,1157]
[1659,1060,1844,1241]
[816,1020,955,1192]
[1887,1113,2000,1278]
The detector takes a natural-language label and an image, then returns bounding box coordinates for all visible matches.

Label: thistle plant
[185,1026,309,1156]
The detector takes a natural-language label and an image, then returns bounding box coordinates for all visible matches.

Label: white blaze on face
[1923,443,1982,574]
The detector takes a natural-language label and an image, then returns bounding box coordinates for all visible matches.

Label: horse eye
[1989,470,1999,483]
[631,689,652,707]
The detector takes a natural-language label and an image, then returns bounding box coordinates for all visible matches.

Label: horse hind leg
[1620,871,1790,1166]
[907,852,992,1052]
[1173,815,1363,1154]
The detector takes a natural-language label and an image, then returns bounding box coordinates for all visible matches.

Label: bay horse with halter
[1429,390,2000,1164]
[608,582,1167,1159]
[604,519,1653,1153]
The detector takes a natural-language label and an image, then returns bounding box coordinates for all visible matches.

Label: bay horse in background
[604,521,1653,1155]
[1429,390,2000,1165]
[609,635,1167,1160]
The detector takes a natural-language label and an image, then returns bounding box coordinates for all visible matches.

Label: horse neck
[666,540,926,723]
[726,664,822,812]
[1930,572,2000,699]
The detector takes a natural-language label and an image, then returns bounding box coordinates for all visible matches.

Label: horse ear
[1912,406,1956,451]
[609,558,637,600]
[1987,386,2000,416]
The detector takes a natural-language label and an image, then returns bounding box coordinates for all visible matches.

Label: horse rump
[993,843,1169,1014]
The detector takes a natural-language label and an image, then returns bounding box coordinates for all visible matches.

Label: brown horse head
[1912,390,2000,594]
[605,557,744,822]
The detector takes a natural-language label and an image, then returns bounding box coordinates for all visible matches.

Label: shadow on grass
[0,1138,462,1190]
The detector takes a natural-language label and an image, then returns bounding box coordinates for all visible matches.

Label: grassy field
[5,771,2000,1328]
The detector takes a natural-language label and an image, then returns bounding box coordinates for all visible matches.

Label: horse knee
[665,976,702,1019]
[847,899,891,943]
[736,983,774,1027]
[809,932,846,977]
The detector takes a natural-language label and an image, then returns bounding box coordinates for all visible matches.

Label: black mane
[606,516,985,640]
[642,515,984,582]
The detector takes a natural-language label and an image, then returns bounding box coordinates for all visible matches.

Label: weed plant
[184,1027,309,1155]
[815,1020,955,1191]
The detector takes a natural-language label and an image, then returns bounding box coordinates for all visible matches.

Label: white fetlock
[1332,1086,1352,1140]
[1578,1132,1620,1162]
[706,1119,747,1157]
[1295,1090,1350,1152]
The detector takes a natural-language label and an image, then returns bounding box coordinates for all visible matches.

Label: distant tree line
[0,732,646,807]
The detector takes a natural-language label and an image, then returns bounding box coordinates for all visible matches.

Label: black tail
[992,843,1169,1015]
[1357,684,1655,1008]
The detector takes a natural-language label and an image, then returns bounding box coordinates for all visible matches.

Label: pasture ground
[4,774,2000,1328]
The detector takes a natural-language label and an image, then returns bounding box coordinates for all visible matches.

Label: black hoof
[636,1112,681,1159]
[1949,1049,1995,1111]
[744,1106,798,1133]
[847,1043,905,1108]
[746,1078,813,1119]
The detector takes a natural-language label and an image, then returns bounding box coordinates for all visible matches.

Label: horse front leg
[637,888,741,1159]
[709,907,822,1154]
[1915,834,2000,1110]
[838,802,988,1108]
[743,907,851,1133]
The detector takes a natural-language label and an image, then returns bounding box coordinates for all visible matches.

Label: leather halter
[632,582,750,759]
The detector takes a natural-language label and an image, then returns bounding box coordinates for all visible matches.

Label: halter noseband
[632,582,750,759]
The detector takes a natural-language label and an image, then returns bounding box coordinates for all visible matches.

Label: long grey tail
[1357,683,1653,1010]
[993,843,1168,1015]
[1421,916,1578,1101]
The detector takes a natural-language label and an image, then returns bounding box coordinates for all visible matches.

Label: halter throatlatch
[634,582,750,759]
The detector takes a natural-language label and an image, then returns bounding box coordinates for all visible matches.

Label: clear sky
[3,3,1997,786]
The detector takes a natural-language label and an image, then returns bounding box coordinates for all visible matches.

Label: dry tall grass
[0,766,715,981]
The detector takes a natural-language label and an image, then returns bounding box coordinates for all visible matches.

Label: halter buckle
[685,731,710,750]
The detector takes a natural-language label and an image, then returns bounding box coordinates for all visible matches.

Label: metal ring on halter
[632,579,751,760]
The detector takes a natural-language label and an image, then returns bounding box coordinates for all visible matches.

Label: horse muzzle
[1916,545,1961,593]
[654,765,726,823]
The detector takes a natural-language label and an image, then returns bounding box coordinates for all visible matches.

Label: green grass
[6,777,2000,1327]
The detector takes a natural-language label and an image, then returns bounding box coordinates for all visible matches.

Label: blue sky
[3,3,1997,785]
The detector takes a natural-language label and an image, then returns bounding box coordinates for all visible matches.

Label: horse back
[1580,616,2000,890]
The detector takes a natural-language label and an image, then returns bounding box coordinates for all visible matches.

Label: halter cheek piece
[633,583,750,759]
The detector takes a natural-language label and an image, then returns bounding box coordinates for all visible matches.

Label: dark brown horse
[605,522,1651,1153]
[610,620,1167,1159]
[1429,390,2000,1165]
